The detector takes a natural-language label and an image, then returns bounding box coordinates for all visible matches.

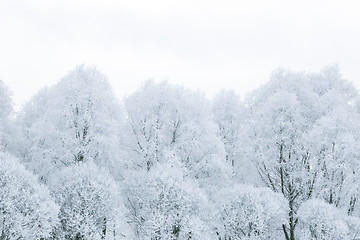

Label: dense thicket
[1,65,360,239]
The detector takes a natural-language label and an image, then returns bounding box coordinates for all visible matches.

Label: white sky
[1,0,360,108]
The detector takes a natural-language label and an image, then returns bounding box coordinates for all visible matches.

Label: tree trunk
[101,217,107,239]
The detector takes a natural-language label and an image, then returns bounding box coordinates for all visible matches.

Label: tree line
[1,65,360,239]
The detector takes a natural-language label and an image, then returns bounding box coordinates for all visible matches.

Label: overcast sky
[1,0,360,108]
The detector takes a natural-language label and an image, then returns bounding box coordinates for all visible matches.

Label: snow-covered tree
[212,90,259,185]
[296,198,360,240]
[303,66,360,215]
[0,152,59,239]
[0,80,16,153]
[212,90,245,167]
[19,65,126,181]
[243,65,360,240]
[126,153,216,239]
[215,184,287,240]
[52,161,131,239]
[124,81,230,190]
[5,63,360,240]
[306,107,360,213]
[245,80,314,239]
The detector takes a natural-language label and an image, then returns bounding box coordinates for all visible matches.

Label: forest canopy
[1,65,360,240]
